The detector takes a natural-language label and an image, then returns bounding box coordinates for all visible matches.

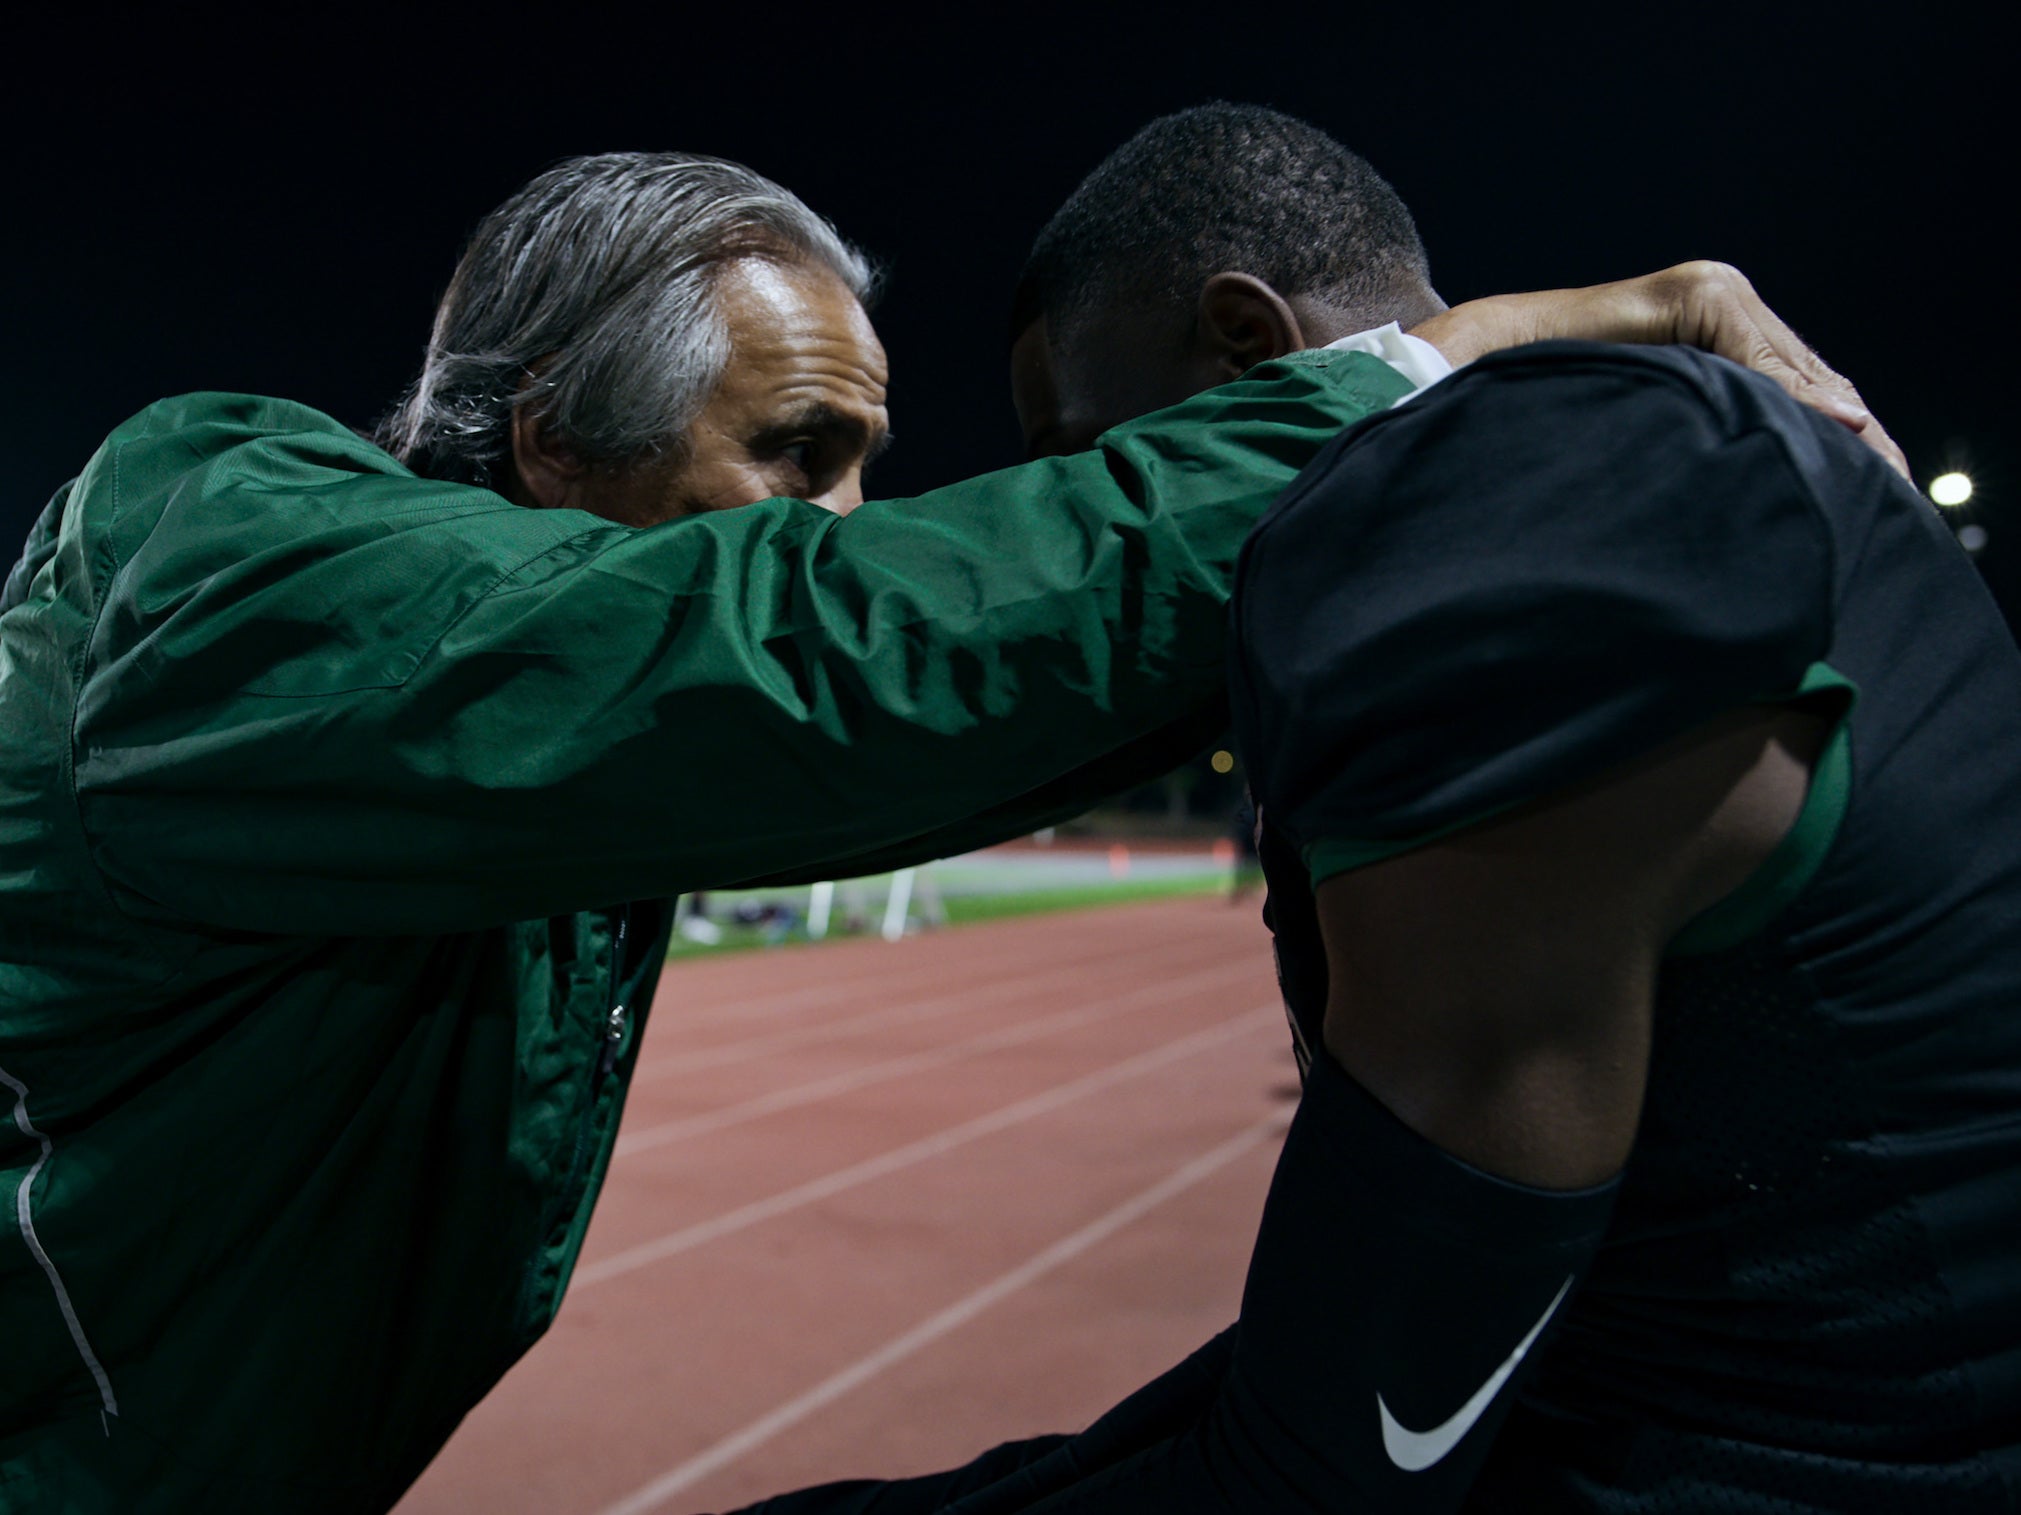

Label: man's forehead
[715,259,889,410]
[1011,306,1184,457]
[1009,318,1065,456]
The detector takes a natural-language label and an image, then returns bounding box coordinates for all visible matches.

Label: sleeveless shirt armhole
[1303,661,1859,959]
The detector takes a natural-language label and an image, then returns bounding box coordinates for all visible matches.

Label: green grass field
[665,866,1236,959]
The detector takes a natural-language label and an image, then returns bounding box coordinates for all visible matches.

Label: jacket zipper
[600,903,632,1079]
[521,902,639,1326]
[559,904,631,1227]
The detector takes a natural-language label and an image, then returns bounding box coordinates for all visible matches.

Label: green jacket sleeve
[71,351,1410,935]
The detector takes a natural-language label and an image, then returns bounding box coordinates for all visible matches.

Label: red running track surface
[394,896,1299,1515]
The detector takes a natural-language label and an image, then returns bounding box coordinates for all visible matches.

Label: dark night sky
[6,5,2010,602]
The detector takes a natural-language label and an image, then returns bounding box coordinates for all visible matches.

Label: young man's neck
[1291,286,1449,348]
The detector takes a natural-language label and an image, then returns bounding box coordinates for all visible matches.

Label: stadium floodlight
[1931,472,1974,508]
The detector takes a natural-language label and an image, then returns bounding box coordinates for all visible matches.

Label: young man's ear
[1194,273,1308,381]
[507,398,589,512]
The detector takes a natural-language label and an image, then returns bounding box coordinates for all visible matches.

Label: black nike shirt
[1232,343,2021,1511]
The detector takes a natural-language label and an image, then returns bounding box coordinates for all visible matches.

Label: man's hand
[1411,262,1909,479]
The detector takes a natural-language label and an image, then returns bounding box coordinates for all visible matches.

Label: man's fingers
[1848,412,1911,479]
[1411,267,1912,480]
[1689,264,1910,480]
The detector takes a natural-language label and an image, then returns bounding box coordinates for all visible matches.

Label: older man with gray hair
[377,154,889,521]
[0,147,1878,1513]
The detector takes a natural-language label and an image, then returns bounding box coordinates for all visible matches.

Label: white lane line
[659,951,1035,1032]
[636,937,1205,1080]
[588,1110,1287,1515]
[615,959,1262,1159]
[657,919,1161,1031]
[573,1007,1278,1290]
[0,1063,118,1426]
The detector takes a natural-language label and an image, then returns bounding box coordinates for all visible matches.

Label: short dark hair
[1011,103,1431,343]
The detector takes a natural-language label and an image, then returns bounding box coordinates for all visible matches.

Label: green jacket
[0,349,1408,1512]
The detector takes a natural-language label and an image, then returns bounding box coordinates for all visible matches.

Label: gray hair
[375,151,876,488]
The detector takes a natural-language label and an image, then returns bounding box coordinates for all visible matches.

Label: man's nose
[810,470,865,518]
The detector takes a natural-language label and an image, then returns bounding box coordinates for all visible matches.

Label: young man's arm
[1130,345,1861,1511]
[827,707,1824,1515]
[1316,700,1827,1192]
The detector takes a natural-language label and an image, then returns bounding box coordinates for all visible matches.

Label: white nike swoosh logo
[1378,1275,1574,1473]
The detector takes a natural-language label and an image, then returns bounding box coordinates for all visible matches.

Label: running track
[393,896,1297,1514]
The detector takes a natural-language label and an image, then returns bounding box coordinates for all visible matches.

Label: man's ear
[1194,273,1308,380]
[507,399,588,511]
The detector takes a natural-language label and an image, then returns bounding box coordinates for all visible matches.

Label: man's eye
[778,441,814,473]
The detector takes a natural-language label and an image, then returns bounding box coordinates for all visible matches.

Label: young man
[746,104,2013,1513]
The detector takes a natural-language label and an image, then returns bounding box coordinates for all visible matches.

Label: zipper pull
[601,1002,627,1074]
[601,902,634,1075]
